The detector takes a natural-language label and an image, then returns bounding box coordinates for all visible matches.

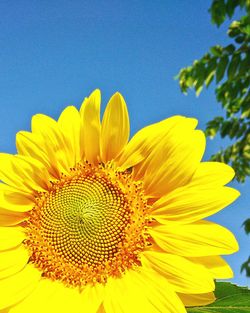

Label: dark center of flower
[24,162,151,287]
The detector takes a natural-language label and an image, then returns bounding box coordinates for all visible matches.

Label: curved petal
[80,284,104,313]
[190,161,236,187]
[0,245,29,279]
[152,186,239,224]
[0,308,10,313]
[9,279,83,313]
[0,209,27,226]
[16,131,55,176]
[58,106,82,165]
[80,89,101,165]
[104,268,186,313]
[188,256,233,279]
[142,251,214,294]
[101,92,130,162]
[0,185,34,213]
[31,114,71,176]
[142,129,205,197]
[0,227,26,251]
[149,220,239,257]
[0,264,40,310]
[178,292,215,307]
[0,154,50,193]
[97,304,105,313]
[117,116,191,170]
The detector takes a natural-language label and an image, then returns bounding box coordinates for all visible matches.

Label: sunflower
[0,90,239,313]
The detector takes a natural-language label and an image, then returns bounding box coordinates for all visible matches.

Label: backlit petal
[9,279,83,313]
[0,154,49,193]
[149,220,239,256]
[101,93,129,162]
[16,131,55,176]
[0,227,25,250]
[117,116,190,170]
[31,114,71,176]
[0,265,40,310]
[188,256,233,279]
[190,161,236,187]
[142,129,205,197]
[152,186,239,224]
[142,251,214,294]
[80,89,101,164]
[104,268,186,313]
[58,106,82,165]
[0,245,29,279]
[0,209,27,226]
[0,184,34,213]
[80,284,104,313]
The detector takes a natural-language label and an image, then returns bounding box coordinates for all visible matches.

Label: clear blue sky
[0,0,249,286]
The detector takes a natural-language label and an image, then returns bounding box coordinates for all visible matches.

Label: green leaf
[238,54,250,76]
[210,45,223,57]
[224,44,235,54]
[227,54,240,80]
[243,218,250,234]
[209,0,227,26]
[226,0,237,18]
[216,55,229,83]
[205,70,215,87]
[241,257,250,277]
[187,282,250,312]
[220,121,232,138]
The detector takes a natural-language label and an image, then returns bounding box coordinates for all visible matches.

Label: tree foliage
[177,0,250,276]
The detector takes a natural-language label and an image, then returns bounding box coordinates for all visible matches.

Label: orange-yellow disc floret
[24,162,152,287]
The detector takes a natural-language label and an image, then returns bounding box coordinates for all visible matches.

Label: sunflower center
[40,173,129,266]
[25,162,151,287]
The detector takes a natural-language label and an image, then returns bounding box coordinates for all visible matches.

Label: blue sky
[0,0,249,286]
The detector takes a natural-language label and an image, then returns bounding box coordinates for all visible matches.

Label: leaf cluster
[178,0,250,183]
[177,0,250,274]
[209,0,249,26]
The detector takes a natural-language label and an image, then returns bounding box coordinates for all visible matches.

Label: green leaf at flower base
[187,282,250,312]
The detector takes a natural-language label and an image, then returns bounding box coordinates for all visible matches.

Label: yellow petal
[104,268,186,313]
[80,89,101,164]
[178,292,215,307]
[117,116,190,170]
[101,92,129,162]
[0,245,29,279]
[0,227,25,250]
[97,304,105,313]
[0,185,34,213]
[0,209,27,226]
[188,256,233,279]
[0,264,40,310]
[31,114,71,176]
[142,251,214,294]
[80,284,104,313]
[142,129,205,197]
[16,131,54,176]
[191,161,236,188]
[152,186,240,224]
[9,279,82,313]
[0,309,10,313]
[149,220,239,257]
[0,154,49,193]
[58,106,82,165]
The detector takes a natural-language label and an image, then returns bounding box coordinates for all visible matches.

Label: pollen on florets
[23,161,152,287]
